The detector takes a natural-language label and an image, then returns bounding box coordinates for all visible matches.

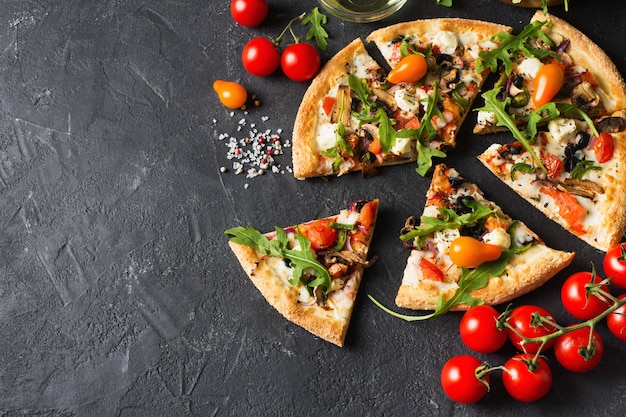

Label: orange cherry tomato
[387,54,428,84]
[449,236,502,269]
[213,80,248,109]
[532,63,564,107]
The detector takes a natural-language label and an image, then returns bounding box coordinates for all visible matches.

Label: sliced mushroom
[372,88,398,113]
[597,116,626,133]
[331,85,353,127]
[324,250,366,266]
[558,178,604,199]
[571,81,604,118]
[440,68,459,94]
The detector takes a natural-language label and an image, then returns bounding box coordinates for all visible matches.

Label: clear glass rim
[317,0,408,23]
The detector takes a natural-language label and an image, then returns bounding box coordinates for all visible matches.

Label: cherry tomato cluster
[233,0,322,82]
[441,242,626,404]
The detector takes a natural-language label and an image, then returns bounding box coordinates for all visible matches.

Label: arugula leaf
[400,199,497,242]
[476,86,547,173]
[225,225,332,294]
[416,141,446,176]
[436,0,453,6]
[476,20,555,75]
[554,103,600,137]
[369,250,515,321]
[395,82,446,176]
[521,102,560,139]
[302,7,329,51]
[376,108,396,153]
[348,74,374,114]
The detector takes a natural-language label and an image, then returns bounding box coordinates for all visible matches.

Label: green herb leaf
[369,250,515,321]
[476,20,555,75]
[436,0,453,7]
[521,102,560,139]
[302,7,329,51]
[225,225,332,295]
[400,199,497,242]
[475,86,547,173]
[416,141,446,176]
[348,74,374,114]
[554,103,600,137]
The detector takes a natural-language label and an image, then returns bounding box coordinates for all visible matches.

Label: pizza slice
[225,199,379,347]
[474,12,626,135]
[292,19,511,180]
[478,121,626,252]
[396,164,574,311]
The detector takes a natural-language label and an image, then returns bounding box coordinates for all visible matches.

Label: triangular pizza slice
[292,19,511,179]
[225,199,379,346]
[396,164,574,310]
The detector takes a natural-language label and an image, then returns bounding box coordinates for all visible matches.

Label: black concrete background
[1,0,625,416]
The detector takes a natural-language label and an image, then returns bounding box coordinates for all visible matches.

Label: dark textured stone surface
[0,1,625,415]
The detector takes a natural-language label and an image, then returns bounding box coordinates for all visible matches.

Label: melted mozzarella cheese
[315,122,339,152]
[433,31,458,55]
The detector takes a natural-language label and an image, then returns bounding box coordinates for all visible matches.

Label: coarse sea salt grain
[217,115,291,181]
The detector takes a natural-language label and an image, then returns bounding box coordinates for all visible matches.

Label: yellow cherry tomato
[449,236,502,269]
[532,63,564,107]
[387,53,428,84]
[213,80,248,109]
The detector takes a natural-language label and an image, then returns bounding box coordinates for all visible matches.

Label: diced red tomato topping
[404,116,421,130]
[540,187,587,234]
[298,219,338,250]
[357,200,378,231]
[578,70,599,88]
[420,258,444,282]
[368,138,382,155]
[592,132,614,163]
[390,42,403,66]
[541,152,565,179]
[322,96,335,117]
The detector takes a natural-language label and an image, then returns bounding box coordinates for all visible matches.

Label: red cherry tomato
[449,236,501,268]
[561,271,610,320]
[592,132,615,163]
[506,305,558,353]
[242,37,280,76]
[502,354,552,402]
[387,53,428,84]
[607,294,626,342]
[281,43,321,82]
[554,327,604,373]
[460,305,507,354]
[440,355,490,404]
[532,62,564,106]
[213,80,248,109]
[298,219,337,251]
[604,243,626,290]
[230,0,268,27]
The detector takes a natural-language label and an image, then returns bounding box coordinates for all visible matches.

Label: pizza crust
[366,18,511,59]
[229,241,358,346]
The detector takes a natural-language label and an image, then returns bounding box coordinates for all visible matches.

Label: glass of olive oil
[317,0,408,23]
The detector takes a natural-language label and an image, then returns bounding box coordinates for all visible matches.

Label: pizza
[473,12,626,251]
[225,199,379,346]
[396,164,574,311]
[292,19,511,179]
